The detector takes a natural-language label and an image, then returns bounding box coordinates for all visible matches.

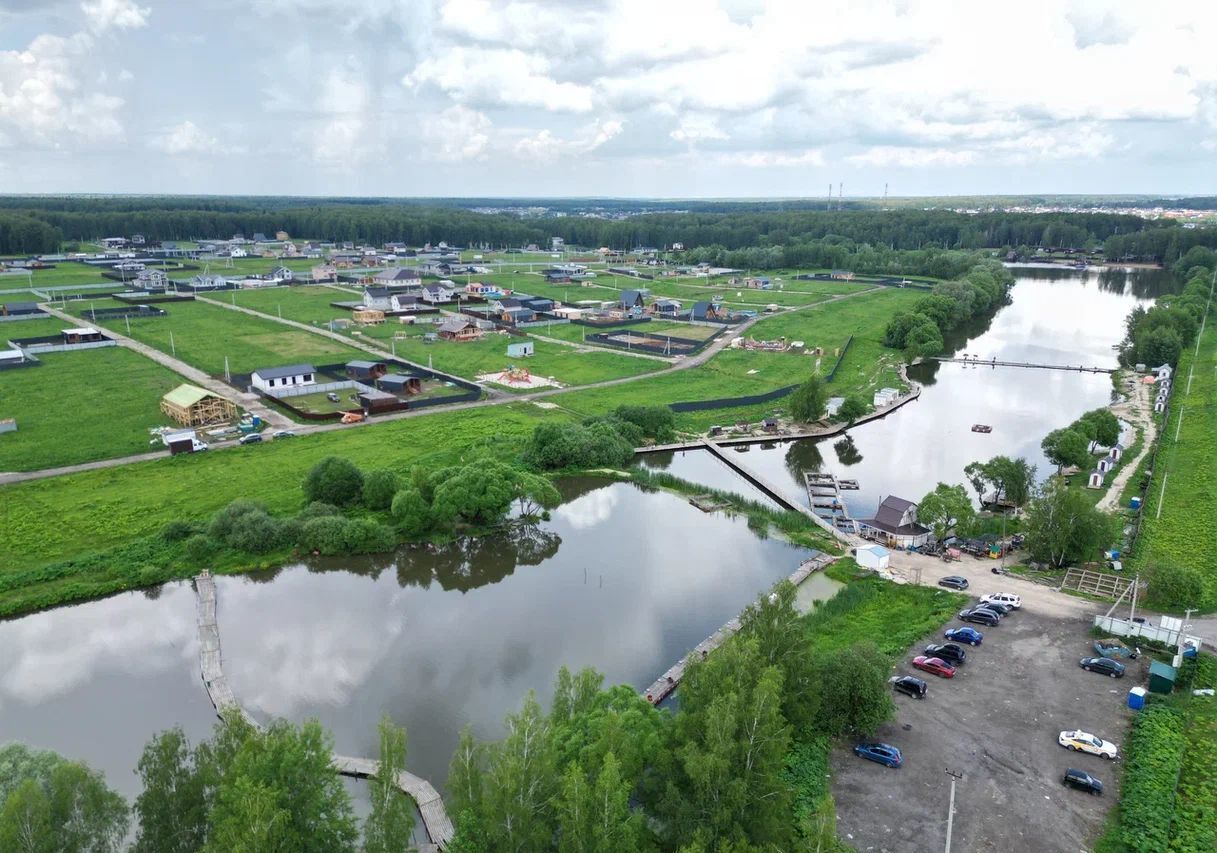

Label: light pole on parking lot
[944,768,963,853]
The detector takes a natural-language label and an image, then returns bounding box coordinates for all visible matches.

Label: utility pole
[169,331,176,357]
[944,768,963,853]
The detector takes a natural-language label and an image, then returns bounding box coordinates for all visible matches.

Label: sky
[0,0,1215,198]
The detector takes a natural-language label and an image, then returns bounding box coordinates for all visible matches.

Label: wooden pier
[933,356,1115,374]
[804,473,860,534]
[193,572,454,850]
[642,552,835,705]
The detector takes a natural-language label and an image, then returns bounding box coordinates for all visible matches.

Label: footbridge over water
[932,355,1116,374]
[194,572,454,851]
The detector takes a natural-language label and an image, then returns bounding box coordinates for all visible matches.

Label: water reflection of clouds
[553,485,619,529]
[0,585,197,708]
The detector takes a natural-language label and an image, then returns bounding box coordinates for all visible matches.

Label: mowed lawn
[0,347,186,472]
[0,403,569,574]
[558,287,921,429]
[225,285,360,326]
[73,299,367,376]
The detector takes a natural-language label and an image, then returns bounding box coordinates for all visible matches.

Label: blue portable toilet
[1128,686,1147,711]
[1130,496,1142,510]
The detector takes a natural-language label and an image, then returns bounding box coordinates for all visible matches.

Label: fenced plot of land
[831,607,1132,853]
[226,285,361,326]
[0,347,187,472]
[72,299,368,376]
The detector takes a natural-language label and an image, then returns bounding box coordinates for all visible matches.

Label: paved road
[1,287,880,485]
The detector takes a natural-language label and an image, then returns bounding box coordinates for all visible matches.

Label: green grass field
[1133,308,1216,608]
[225,285,359,326]
[0,402,568,575]
[0,347,188,472]
[72,299,368,376]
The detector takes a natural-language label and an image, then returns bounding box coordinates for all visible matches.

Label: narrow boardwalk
[932,355,1116,373]
[642,552,835,704]
[193,572,453,850]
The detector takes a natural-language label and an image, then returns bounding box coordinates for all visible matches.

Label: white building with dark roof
[250,363,317,393]
[858,495,932,548]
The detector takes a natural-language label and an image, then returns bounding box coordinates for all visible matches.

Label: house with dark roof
[545,270,572,283]
[346,360,388,381]
[374,267,422,287]
[649,298,682,317]
[690,300,723,322]
[437,317,482,340]
[618,289,645,312]
[362,286,393,310]
[744,276,773,290]
[421,282,456,304]
[858,496,932,548]
[1,301,44,317]
[250,363,316,393]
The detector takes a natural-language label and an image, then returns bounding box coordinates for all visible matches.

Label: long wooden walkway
[932,356,1115,373]
[642,552,835,704]
[193,572,453,850]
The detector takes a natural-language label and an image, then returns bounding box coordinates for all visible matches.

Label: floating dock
[804,473,860,534]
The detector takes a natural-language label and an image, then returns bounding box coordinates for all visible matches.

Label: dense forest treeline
[1,197,1214,262]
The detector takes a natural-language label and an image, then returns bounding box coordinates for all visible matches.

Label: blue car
[853,743,903,768]
[946,626,983,646]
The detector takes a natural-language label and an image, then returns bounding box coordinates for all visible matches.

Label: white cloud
[846,147,976,169]
[423,105,492,162]
[81,0,149,32]
[0,33,125,147]
[725,148,825,168]
[513,118,624,162]
[406,47,595,112]
[150,120,242,155]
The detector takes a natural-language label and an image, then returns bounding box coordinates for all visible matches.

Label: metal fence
[1093,615,1205,649]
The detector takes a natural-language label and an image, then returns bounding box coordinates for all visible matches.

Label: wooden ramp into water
[642,552,835,705]
[933,356,1115,373]
[193,572,453,851]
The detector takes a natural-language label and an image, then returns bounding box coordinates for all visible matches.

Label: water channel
[640,266,1167,519]
[0,477,822,805]
[0,266,1165,814]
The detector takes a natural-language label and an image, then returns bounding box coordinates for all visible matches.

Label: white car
[1058,730,1119,760]
[981,592,1022,610]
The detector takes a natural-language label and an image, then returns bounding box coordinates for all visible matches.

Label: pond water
[0,477,830,802]
[640,267,1164,518]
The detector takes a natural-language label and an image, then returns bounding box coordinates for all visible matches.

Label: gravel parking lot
[832,600,1146,852]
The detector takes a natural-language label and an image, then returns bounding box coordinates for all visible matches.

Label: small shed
[506,341,534,358]
[855,544,890,572]
[1148,660,1177,695]
[1086,470,1104,489]
[357,388,400,413]
[346,360,387,381]
[160,383,238,427]
[1097,457,1112,473]
[62,327,105,344]
[378,373,422,395]
[1109,443,1124,461]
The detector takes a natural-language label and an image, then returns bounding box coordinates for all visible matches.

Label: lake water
[0,477,823,802]
[640,266,1163,519]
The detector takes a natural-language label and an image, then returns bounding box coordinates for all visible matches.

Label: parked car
[938,575,970,590]
[890,675,928,699]
[925,643,966,666]
[1059,730,1119,760]
[981,592,1022,609]
[1079,657,1125,678]
[958,608,1000,627]
[238,433,263,445]
[273,429,298,439]
[946,626,984,646]
[853,743,903,768]
[976,600,1012,616]
[1062,768,1104,795]
[912,655,956,678]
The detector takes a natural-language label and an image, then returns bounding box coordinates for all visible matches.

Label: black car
[958,608,1000,627]
[977,600,1012,616]
[1062,768,1104,795]
[1080,657,1125,678]
[891,675,928,699]
[238,433,263,445]
[938,575,970,590]
[925,643,966,666]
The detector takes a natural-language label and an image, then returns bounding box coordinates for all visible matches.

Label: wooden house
[352,307,385,325]
[357,388,400,413]
[377,373,422,395]
[690,300,722,321]
[346,360,388,381]
[160,383,238,427]
[437,317,482,341]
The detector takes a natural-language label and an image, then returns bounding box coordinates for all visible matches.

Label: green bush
[362,469,399,510]
[207,500,294,555]
[391,487,432,537]
[160,519,199,543]
[521,421,634,470]
[1116,705,1187,852]
[183,533,216,564]
[299,516,396,556]
[612,405,676,442]
[341,518,396,554]
[298,501,341,521]
[302,456,364,506]
[299,517,349,555]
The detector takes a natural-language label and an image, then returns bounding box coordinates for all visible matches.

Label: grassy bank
[1132,307,1216,608]
[0,403,568,576]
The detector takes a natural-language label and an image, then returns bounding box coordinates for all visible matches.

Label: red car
[912,655,956,678]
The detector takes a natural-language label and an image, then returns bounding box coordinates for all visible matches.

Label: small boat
[971,424,992,433]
